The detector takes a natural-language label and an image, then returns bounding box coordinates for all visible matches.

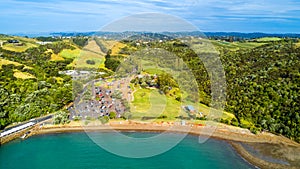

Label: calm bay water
[0,132,255,169]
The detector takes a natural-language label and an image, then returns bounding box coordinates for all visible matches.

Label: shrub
[86,60,95,65]
[53,110,70,124]
[109,112,116,119]
[98,116,109,124]
[158,115,167,119]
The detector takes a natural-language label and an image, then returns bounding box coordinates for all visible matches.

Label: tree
[53,110,70,124]
[109,112,117,119]
[98,116,109,124]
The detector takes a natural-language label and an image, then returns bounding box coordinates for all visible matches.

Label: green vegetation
[0,41,74,129]
[98,115,109,124]
[109,38,300,142]
[0,34,299,143]
[104,49,121,71]
[130,88,182,120]
[58,48,81,59]
[255,37,282,42]
[211,40,267,51]
[36,37,61,42]
[53,110,70,124]
[94,37,108,53]
[71,37,88,48]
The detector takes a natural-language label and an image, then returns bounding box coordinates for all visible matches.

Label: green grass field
[143,68,165,75]
[130,88,183,121]
[255,37,282,42]
[130,86,236,122]
[59,40,108,69]
[0,36,38,52]
[59,48,81,59]
[2,42,37,52]
[211,40,267,51]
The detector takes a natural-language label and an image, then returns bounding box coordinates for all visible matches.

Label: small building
[185,105,196,113]
[7,39,19,43]
[36,41,53,45]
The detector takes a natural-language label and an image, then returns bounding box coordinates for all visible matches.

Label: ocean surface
[0,132,255,169]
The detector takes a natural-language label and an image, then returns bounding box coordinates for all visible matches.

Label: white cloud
[1,0,300,33]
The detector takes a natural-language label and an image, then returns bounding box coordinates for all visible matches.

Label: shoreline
[3,121,300,169]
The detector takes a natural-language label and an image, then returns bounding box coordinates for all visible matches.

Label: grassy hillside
[0,36,38,52]
[255,37,282,42]
[1,34,299,143]
[108,37,300,142]
[211,40,267,51]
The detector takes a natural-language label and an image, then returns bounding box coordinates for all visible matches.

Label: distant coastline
[8,31,300,39]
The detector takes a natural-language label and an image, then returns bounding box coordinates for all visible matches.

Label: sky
[0,0,300,34]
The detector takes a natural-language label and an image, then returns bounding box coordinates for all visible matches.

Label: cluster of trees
[0,42,74,129]
[71,37,88,48]
[53,110,70,124]
[222,41,300,141]
[130,73,178,95]
[104,49,120,71]
[35,37,61,42]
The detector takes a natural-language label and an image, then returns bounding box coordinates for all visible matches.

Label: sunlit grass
[13,70,35,79]
[2,42,37,52]
[84,40,105,55]
[0,58,32,69]
[111,42,127,56]
[130,88,182,120]
[71,50,105,69]
[59,48,81,59]
[255,37,282,42]
[211,40,266,51]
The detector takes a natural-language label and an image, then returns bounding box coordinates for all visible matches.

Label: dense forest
[0,42,74,129]
[222,41,300,141]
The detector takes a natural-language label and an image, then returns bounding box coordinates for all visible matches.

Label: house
[7,39,19,43]
[36,41,52,45]
[185,105,196,113]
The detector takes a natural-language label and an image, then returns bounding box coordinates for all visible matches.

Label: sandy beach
[4,120,300,169]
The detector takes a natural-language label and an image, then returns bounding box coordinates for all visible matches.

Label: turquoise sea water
[0,132,255,169]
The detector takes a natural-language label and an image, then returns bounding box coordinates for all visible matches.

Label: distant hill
[10,31,300,40]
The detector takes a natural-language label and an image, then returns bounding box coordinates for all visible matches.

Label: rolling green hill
[0,35,299,143]
[105,37,300,142]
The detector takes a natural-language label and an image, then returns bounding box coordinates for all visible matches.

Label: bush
[86,116,92,120]
[250,126,259,134]
[158,115,167,119]
[53,110,70,124]
[230,118,239,126]
[121,112,132,120]
[73,116,81,121]
[98,116,109,124]
[109,112,116,119]
[86,60,95,65]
